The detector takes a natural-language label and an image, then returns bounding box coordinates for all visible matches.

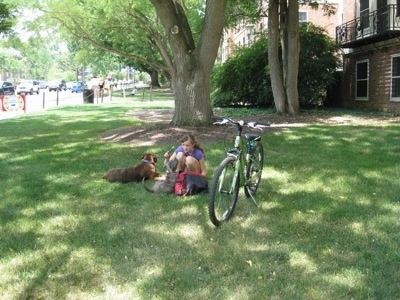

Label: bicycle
[208,117,270,226]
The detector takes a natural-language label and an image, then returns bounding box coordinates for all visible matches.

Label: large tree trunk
[151,0,227,126]
[285,0,300,114]
[268,0,286,113]
[172,52,214,125]
[268,0,300,115]
[149,69,160,87]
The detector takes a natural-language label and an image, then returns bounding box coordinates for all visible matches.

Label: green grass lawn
[0,96,399,299]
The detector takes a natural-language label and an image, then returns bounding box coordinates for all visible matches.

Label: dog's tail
[142,177,154,193]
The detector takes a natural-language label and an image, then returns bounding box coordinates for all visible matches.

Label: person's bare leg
[176,152,186,172]
[185,156,200,172]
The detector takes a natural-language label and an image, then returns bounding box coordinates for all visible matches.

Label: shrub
[211,37,274,108]
[298,23,341,107]
[211,23,341,108]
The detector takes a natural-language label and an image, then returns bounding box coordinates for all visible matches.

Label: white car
[39,81,48,89]
[16,80,40,95]
[48,79,67,92]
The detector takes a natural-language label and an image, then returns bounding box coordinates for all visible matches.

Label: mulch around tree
[100,108,399,147]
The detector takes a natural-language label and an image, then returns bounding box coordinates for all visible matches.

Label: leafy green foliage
[0,50,23,78]
[0,2,15,35]
[41,0,168,75]
[211,36,273,108]
[298,23,341,107]
[211,23,341,108]
[225,0,262,27]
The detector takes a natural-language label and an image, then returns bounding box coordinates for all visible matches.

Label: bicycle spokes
[208,156,240,226]
[244,144,264,205]
[208,117,269,226]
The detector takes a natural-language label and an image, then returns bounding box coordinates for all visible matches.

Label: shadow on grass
[0,112,399,298]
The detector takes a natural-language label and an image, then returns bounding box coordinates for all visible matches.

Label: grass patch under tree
[0,93,399,299]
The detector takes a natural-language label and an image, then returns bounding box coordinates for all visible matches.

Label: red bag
[174,171,208,196]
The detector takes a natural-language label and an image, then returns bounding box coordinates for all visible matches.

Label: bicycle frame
[208,117,269,226]
[223,129,255,192]
[222,150,242,195]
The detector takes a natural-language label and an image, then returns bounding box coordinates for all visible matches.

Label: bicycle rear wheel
[208,156,240,226]
[244,142,264,201]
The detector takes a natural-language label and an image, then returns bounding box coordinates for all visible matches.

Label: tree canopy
[17,0,222,124]
[0,2,15,35]
[2,0,339,121]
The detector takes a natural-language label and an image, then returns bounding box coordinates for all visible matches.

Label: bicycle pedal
[245,184,257,192]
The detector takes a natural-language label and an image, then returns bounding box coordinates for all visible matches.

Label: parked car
[0,81,15,96]
[39,81,48,89]
[16,80,40,95]
[71,81,83,93]
[48,79,67,92]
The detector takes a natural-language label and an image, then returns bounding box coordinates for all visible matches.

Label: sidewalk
[0,85,138,121]
[0,110,26,120]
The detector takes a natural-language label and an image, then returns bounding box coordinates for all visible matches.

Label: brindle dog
[102,153,158,183]
[143,158,178,193]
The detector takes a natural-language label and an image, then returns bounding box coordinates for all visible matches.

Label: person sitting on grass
[164,133,206,177]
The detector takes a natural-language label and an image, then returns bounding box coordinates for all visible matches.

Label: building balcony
[336,4,400,48]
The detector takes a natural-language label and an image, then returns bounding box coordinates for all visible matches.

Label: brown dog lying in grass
[102,153,159,183]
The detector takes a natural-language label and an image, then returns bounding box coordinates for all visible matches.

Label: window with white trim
[356,60,369,100]
[299,11,308,23]
[391,54,400,100]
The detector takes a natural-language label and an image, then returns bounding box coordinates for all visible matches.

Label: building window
[391,55,400,100]
[356,60,369,100]
[397,0,400,17]
[246,25,253,46]
[299,11,308,23]
[359,0,370,29]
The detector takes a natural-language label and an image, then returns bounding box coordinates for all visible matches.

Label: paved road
[0,89,109,120]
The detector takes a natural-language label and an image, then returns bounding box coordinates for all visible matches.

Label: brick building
[219,1,351,63]
[337,0,400,114]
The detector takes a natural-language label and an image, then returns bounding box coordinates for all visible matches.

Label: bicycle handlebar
[212,116,270,130]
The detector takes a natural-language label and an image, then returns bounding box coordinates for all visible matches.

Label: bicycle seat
[245,133,261,141]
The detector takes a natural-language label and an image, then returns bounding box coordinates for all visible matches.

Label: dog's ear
[153,154,157,163]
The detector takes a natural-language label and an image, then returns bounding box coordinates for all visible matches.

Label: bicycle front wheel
[244,142,264,200]
[208,156,240,226]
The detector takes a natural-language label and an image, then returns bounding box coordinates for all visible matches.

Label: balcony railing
[336,4,400,48]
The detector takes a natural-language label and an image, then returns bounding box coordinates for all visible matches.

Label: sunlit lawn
[0,96,399,299]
